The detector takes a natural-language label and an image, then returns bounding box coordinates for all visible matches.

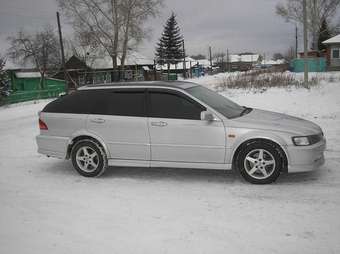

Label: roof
[79,81,198,91]
[88,51,154,69]
[229,54,260,63]
[15,72,41,78]
[323,34,340,44]
[261,59,286,65]
[156,57,211,70]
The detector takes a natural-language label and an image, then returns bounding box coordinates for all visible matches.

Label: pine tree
[155,13,184,66]
[0,57,8,87]
[0,56,9,103]
[318,19,332,51]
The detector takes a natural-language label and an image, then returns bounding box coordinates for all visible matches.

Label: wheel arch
[231,137,288,173]
[66,131,110,159]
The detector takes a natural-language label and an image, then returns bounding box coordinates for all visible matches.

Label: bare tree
[276,0,340,49]
[58,0,162,73]
[273,53,285,60]
[119,0,162,71]
[7,27,61,88]
[190,54,206,60]
[283,46,296,61]
[58,0,121,70]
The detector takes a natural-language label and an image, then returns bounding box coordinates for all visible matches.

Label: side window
[90,90,146,117]
[148,90,205,120]
[332,48,340,59]
[43,90,93,114]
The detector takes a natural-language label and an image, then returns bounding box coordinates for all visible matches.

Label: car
[36,81,326,184]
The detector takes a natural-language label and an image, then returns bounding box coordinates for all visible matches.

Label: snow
[157,57,207,70]
[89,51,154,69]
[261,59,286,65]
[15,71,41,78]
[230,54,260,63]
[323,34,340,44]
[1,77,340,254]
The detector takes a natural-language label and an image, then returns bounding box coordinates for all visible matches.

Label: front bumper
[286,138,326,172]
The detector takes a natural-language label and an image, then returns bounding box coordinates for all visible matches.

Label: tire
[236,140,283,184]
[71,139,107,177]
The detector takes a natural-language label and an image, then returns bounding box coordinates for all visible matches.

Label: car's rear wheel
[71,139,107,177]
[236,140,283,184]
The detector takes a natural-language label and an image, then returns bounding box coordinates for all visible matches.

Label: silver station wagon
[36,81,326,184]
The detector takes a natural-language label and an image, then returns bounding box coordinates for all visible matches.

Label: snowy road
[1,83,340,254]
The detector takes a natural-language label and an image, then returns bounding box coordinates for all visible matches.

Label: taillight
[39,119,48,130]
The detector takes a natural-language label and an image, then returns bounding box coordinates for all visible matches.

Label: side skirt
[108,159,232,170]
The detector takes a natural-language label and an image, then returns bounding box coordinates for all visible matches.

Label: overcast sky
[0,0,297,59]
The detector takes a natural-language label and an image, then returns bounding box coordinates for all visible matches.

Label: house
[54,52,156,87]
[156,57,211,79]
[323,34,340,71]
[228,53,261,72]
[2,69,65,104]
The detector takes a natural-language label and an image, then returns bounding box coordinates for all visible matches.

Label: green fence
[3,86,65,104]
[290,58,326,72]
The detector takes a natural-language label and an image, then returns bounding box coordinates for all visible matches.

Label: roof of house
[89,51,154,69]
[156,57,211,70]
[323,34,340,44]
[15,72,41,78]
[261,59,286,65]
[229,54,260,63]
[79,81,198,91]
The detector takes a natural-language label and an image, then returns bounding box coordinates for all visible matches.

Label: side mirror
[201,111,215,121]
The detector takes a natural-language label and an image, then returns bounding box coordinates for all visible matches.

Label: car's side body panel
[87,115,150,161]
[147,117,226,164]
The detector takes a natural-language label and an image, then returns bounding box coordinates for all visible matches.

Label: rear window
[43,90,94,114]
[43,89,146,117]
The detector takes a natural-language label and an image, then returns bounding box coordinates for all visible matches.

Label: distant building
[323,34,340,71]
[54,52,155,87]
[228,54,261,72]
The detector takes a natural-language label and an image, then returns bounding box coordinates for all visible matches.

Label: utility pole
[227,48,230,72]
[295,25,298,59]
[182,40,187,79]
[56,12,68,93]
[303,0,308,85]
[209,46,213,74]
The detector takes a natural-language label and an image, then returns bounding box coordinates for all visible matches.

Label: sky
[0,0,297,60]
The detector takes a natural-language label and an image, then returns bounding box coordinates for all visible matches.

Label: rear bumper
[36,135,69,159]
[287,138,326,173]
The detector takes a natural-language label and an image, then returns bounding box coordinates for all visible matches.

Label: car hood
[230,109,322,135]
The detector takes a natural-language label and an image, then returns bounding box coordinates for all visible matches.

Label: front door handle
[151,121,168,127]
[91,118,105,124]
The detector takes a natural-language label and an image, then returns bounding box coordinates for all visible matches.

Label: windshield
[186,85,246,119]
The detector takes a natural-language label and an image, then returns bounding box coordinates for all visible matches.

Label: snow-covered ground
[0,80,340,254]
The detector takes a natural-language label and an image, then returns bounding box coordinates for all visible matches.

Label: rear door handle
[151,121,168,127]
[91,118,105,124]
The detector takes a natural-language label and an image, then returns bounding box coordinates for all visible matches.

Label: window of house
[332,48,340,59]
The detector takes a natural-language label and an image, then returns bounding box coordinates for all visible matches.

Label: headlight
[292,133,323,146]
[292,136,310,146]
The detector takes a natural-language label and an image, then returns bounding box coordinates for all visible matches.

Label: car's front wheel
[71,139,107,177]
[236,140,283,184]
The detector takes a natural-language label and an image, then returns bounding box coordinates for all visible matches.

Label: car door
[147,88,226,164]
[86,89,150,161]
